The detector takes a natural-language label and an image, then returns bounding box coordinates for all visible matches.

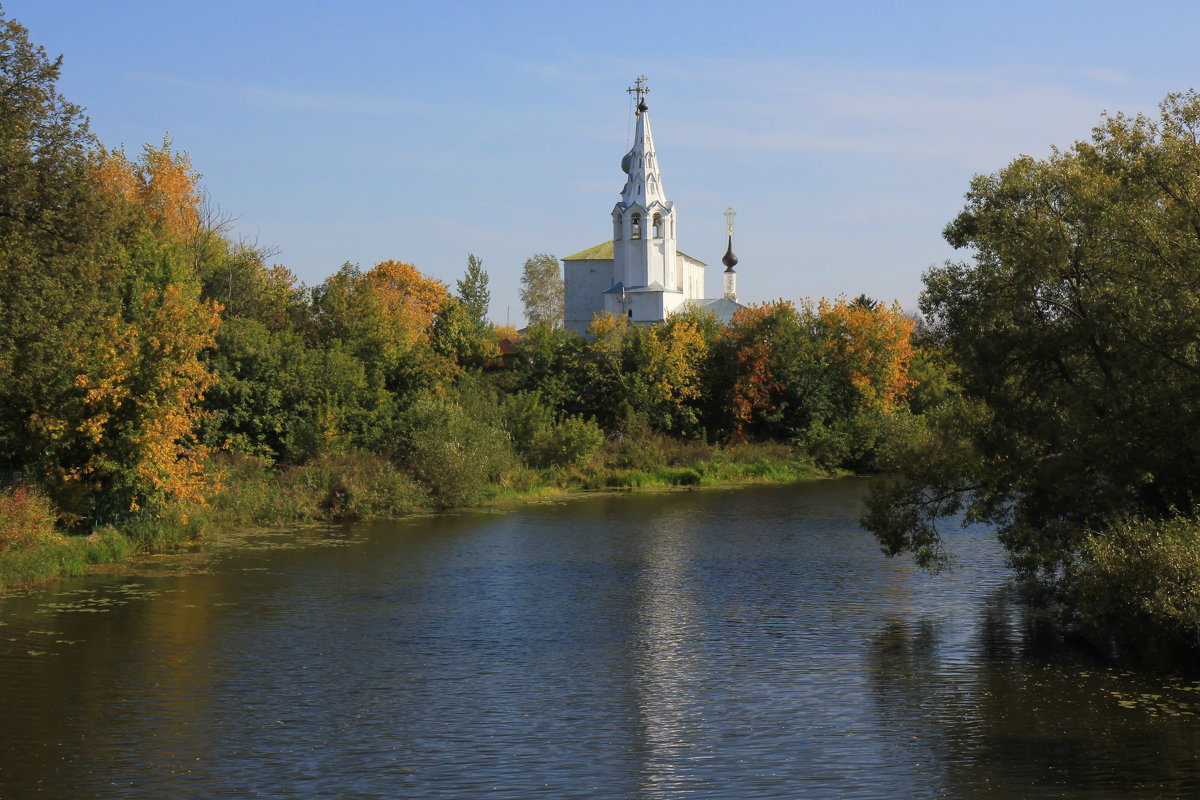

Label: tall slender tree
[519,253,564,330]
[456,253,491,334]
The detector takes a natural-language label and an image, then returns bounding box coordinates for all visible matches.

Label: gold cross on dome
[725,206,737,235]
[627,75,649,111]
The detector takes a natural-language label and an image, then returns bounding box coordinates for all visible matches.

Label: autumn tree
[817,298,914,415]
[652,315,710,435]
[808,298,916,467]
[520,253,564,330]
[720,300,823,441]
[308,260,455,404]
[660,307,726,436]
[95,137,202,241]
[580,312,709,435]
[58,285,221,517]
[367,259,448,335]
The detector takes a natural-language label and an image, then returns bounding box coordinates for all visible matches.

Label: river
[1,479,1199,798]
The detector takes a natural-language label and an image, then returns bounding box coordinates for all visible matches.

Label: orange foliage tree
[816,298,915,413]
[30,138,227,519]
[94,137,202,241]
[721,300,805,439]
[36,285,221,518]
[716,298,916,460]
[366,259,449,351]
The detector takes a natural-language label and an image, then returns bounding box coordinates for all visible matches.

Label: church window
[627,309,633,318]
[652,213,662,238]
[631,213,641,239]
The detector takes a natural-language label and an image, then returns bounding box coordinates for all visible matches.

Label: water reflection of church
[563,77,742,335]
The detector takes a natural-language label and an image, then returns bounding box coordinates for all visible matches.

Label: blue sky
[13,1,1199,324]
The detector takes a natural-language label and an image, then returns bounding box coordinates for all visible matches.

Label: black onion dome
[637,98,648,114]
[722,235,738,270]
[621,148,633,174]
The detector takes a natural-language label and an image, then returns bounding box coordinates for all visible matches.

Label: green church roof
[563,240,706,266]
[563,241,614,260]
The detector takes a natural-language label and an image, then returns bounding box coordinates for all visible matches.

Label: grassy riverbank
[0,439,833,592]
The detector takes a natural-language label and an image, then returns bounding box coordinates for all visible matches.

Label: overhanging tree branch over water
[865,89,1200,653]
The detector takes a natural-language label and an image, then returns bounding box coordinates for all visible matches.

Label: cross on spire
[725,205,737,235]
[627,75,649,114]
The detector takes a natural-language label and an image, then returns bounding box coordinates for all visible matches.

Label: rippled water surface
[3,479,1200,798]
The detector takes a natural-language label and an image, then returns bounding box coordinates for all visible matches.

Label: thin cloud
[119,71,410,116]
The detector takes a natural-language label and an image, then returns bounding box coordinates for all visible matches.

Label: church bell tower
[612,76,679,292]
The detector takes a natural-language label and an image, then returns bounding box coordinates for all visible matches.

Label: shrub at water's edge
[1064,515,1200,662]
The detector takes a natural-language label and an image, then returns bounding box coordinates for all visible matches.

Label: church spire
[611,76,678,292]
[619,76,667,209]
[723,206,738,301]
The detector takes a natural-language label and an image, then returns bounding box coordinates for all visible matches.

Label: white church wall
[602,290,677,325]
[661,290,687,317]
[677,254,706,301]
[633,292,665,323]
[564,258,614,334]
[648,238,666,286]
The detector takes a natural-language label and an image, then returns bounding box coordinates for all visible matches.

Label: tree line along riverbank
[0,442,833,591]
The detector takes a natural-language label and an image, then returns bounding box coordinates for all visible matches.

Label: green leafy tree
[437,254,498,368]
[0,11,116,490]
[509,325,588,415]
[199,243,303,330]
[395,386,517,508]
[456,253,491,333]
[865,90,1200,580]
[200,319,377,464]
[903,316,959,417]
[519,252,564,330]
[431,297,498,369]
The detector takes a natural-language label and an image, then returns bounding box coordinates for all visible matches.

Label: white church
[563,78,742,335]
